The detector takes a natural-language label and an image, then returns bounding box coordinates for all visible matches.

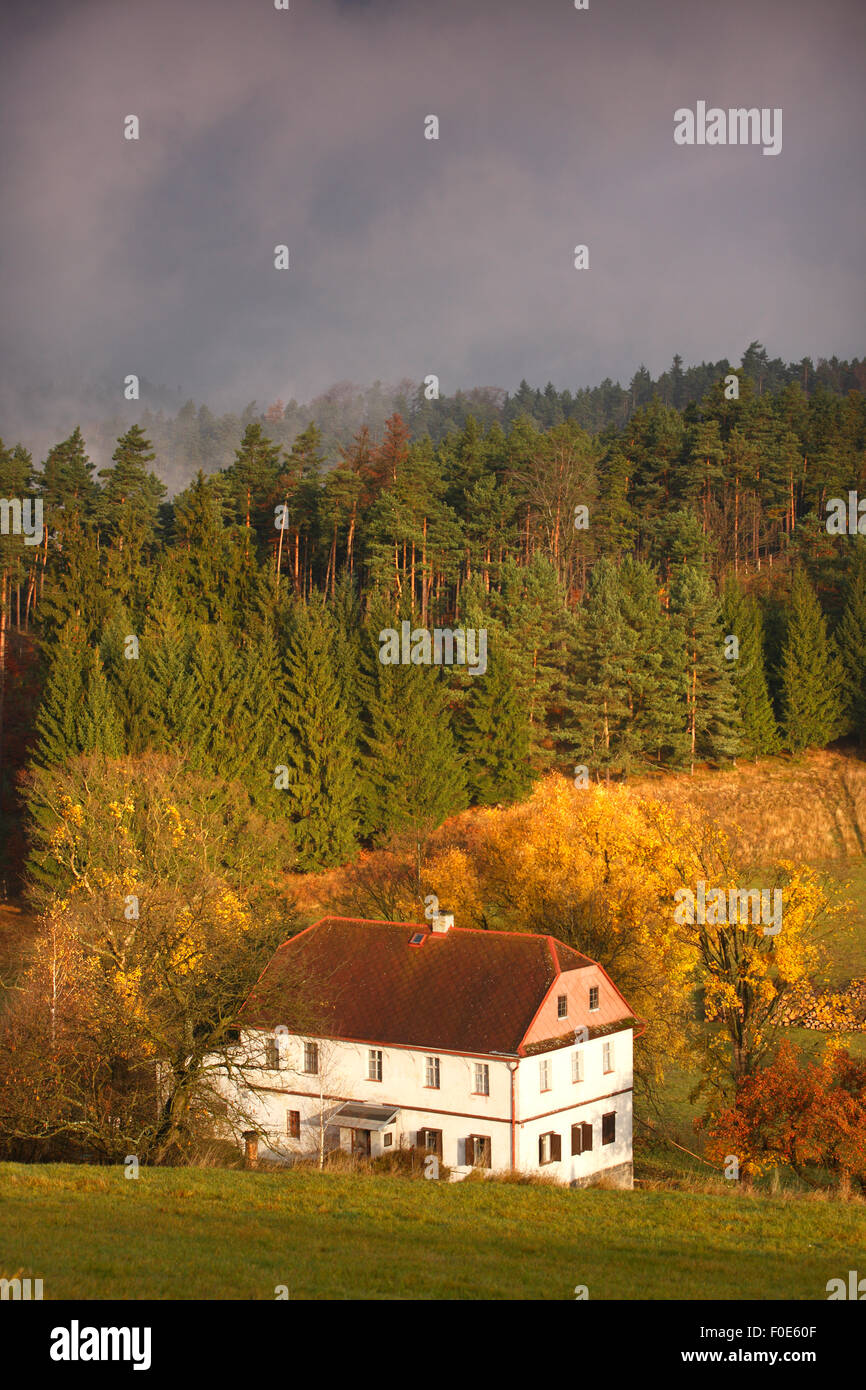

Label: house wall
[515,1029,633,1185]
[214,1032,514,1170]
[213,1024,633,1185]
[522,964,631,1048]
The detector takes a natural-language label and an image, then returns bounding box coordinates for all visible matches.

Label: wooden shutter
[538,1134,545,1165]
[571,1123,582,1156]
[582,1121,593,1151]
[551,1133,562,1162]
[432,1129,443,1158]
[465,1136,474,1166]
[417,1129,427,1149]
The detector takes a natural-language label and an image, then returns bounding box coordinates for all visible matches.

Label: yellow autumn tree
[17,754,300,1160]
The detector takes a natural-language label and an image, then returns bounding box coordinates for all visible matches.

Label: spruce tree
[142,586,195,753]
[836,542,866,748]
[280,602,359,868]
[779,566,845,752]
[619,558,690,771]
[569,559,633,776]
[721,578,780,759]
[78,647,125,756]
[360,620,467,841]
[459,643,533,805]
[32,621,89,769]
[100,607,150,755]
[670,564,740,771]
[184,622,248,782]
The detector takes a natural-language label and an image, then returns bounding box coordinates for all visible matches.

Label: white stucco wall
[211,1025,633,1183]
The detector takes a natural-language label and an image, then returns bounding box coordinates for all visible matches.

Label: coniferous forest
[1,345,865,892]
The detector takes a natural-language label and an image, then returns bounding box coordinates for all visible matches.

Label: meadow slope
[0,1164,862,1301]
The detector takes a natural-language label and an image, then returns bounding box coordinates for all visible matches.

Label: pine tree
[97,425,166,552]
[720,579,780,759]
[670,564,740,771]
[836,542,866,748]
[280,602,359,867]
[779,566,845,752]
[225,423,283,544]
[40,427,98,521]
[459,643,533,805]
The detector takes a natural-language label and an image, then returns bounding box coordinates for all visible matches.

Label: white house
[213,913,637,1187]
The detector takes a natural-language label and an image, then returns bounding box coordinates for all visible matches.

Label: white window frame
[572,1050,584,1083]
[603,1040,613,1073]
[368,1049,383,1082]
[539,1058,551,1091]
[425,1055,440,1089]
[474,1063,490,1096]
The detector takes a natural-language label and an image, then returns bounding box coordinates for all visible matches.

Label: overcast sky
[1,0,863,445]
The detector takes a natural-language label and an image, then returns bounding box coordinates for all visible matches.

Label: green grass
[0,1162,862,1300]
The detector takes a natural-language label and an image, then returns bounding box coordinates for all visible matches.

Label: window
[539,1058,551,1092]
[425,1056,440,1089]
[571,1121,594,1155]
[303,1042,319,1075]
[474,1063,489,1096]
[418,1128,443,1157]
[572,1050,584,1084]
[466,1135,491,1168]
[383,1132,393,1148]
[286,1110,300,1139]
[589,985,599,1011]
[557,993,568,1019]
[265,1039,280,1070]
[538,1132,562,1165]
[368,1049,383,1082]
[603,1040,613,1073]
[602,1112,616,1146]
[409,931,425,946]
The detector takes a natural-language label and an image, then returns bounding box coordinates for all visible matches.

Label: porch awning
[328,1102,399,1132]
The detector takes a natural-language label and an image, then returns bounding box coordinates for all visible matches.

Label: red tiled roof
[238,917,622,1056]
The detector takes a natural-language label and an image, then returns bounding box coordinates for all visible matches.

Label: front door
[352,1128,371,1158]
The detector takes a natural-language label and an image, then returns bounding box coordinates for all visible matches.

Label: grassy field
[0,1162,863,1301]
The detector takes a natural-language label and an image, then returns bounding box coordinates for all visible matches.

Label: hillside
[634,750,866,863]
[0,1164,862,1301]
